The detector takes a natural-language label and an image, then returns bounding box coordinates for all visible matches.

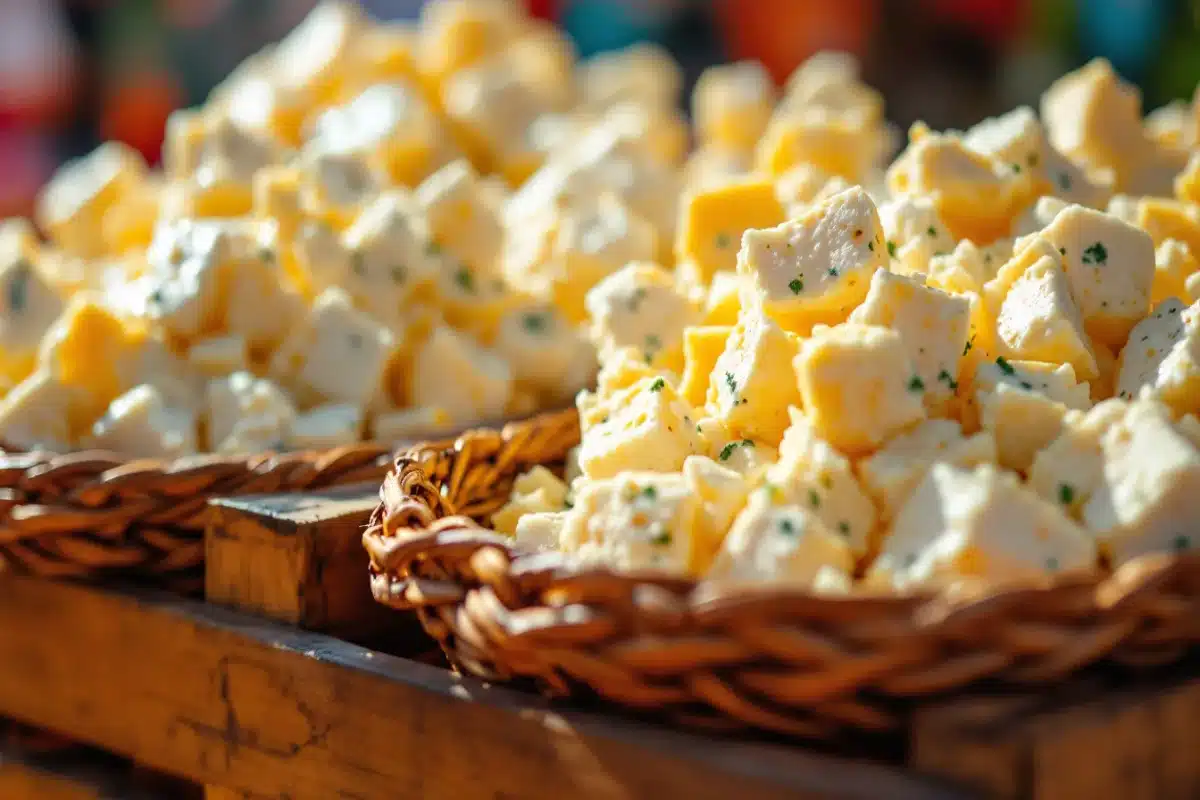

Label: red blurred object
[99,71,183,165]
[927,0,1028,44]
[715,0,879,84]
[526,0,561,21]
[0,126,54,217]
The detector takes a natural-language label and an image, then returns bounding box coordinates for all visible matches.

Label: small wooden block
[911,668,1200,799]
[206,483,402,641]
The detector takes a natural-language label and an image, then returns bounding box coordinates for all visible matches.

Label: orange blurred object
[100,71,183,165]
[715,0,879,84]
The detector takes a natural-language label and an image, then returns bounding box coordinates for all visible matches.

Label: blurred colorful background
[3,0,1199,217]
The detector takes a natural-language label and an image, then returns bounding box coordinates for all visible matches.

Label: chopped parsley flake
[908,375,925,393]
[1058,483,1075,505]
[867,241,875,252]
[455,267,475,292]
[649,377,666,392]
[937,369,958,390]
[926,226,937,238]
[259,247,275,264]
[650,527,672,546]
[887,240,897,258]
[724,372,738,396]
[1057,172,1072,191]
[808,489,821,509]
[715,232,731,249]
[837,521,850,537]
[6,265,29,312]
[788,278,804,294]
[1011,162,1022,174]
[1059,247,1066,256]
[1019,380,1034,390]
[995,356,1015,375]
[779,518,796,535]
[719,442,738,461]
[1173,535,1191,552]
[963,336,975,356]
[827,267,839,278]
[522,312,548,334]
[641,485,657,501]
[627,287,647,312]
[1082,241,1108,266]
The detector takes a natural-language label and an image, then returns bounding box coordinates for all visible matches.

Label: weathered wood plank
[912,666,1200,799]
[0,743,194,800]
[206,484,404,641]
[0,575,962,800]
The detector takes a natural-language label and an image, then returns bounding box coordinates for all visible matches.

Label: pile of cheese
[0,0,744,456]
[496,57,1200,593]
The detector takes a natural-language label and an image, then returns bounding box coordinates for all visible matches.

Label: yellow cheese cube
[754,108,880,183]
[577,377,703,479]
[494,302,595,403]
[440,64,545,183]
[36,142,147,258]
[585,261,699,369]
[869,464,1095,590]
[272,0,366,102]
[88,384,197,458]
[297,148,384,231]
[1150,239,1198,307]
[676,179,785,283]
[707,303,802,446]
[849,270,971,415]
[680,326,732,407]
[576,42,681,112]
[703,271,743,326]
[491,466,570,536]
[1084,400,1200,565]
[415,160,503,273]
[738,186,887,334]
[860,419,996,522]
[705,492,853,588]
[416,0,520,89]
[0,368,87,451]
[1137,198,1200,257]
[878,195,956,276]
[504,19,576,110]
[1175,151,1200,204]
[682,145,752,196]
[409,324,513,423]
[765,408,879,557]
[682,454,751,571]
[0,253,65,384]
[1115,298,1200,415]
[794,323,927,455]
[692,60,776,152]
[187,335,248,378]
[983,237,1099,379]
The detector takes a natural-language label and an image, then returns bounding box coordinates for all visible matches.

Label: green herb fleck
[627,287,647,312]
[827,267,840,278]
[963,336,975,356]
[6,264,29,312]
[1011,162,1022,174]
[645,333,661,352]
[867,240,875,252]
[1057,172,1072,191]
[1059,247,1066,256]
[887,240,897,258]
[779,518,796,535]
[837,521,851,537]
[642,485,657,501]
[715,232,731,249]
[649,377,666,392]
[995,356,1015,375]
[788,277,804,294]
[719,442,738,461]
[808,489,821,509]
[1082,241,1108,266]
[259,247,275,264]
[926,226,937,238]
[937,369,958,390]
[724,372,737,396]
[649,527,672,546]
[1020,380,1034,390]
[1173,534,1191,552]
[908,375,925,393]
[522,312,548,334]
[1058,483,1075,505]
[455,267,475,292]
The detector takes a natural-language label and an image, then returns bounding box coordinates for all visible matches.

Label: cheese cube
[738,186,887,333]
[695,416,778,476]
[680,326,732,407]
[441,64,545,184]
[513,510,569,552]
[692,60,776,152]
[1136,198,1200,256]
[870,464,1095,589]
[765,408,878,556]
[1013,195,1069,237]
[1038,203,1155,348]
[970,358,1091,472]
[273,0,366,100]
[1115,298,1200,415]
[886,127,1022,243]
[706,492,854,588]
[287,404,364,450]
[1151,239,1198,307]
[187,335,248,378]
[577,377,703,479]
[754,109,881,183]
[1028,398,1131,517]
[983,237,1098,379]
[36,142,146,258]
[0,369,86,451]
[878,195,956,276]
[505,20,576,111]
[577,42,681,112]
[415,160,504,273]
[274,288,398,407]
[140,218,240,340]
[218,61,310,148]
[707,303,802,445]
[1175,151,1200,204]
[794,323,927,455]
[1084,401,1200,565]
[703,271,743,326]
[88,384,197,458]
[0,254,64,383]
[491,466,570,536]
[297,148,384,230]
[859,419,997,522]
[204,371,296,451]
[494,302,595,401]
[341,191,439,327]
[682,455,751,571]
[601,101,690,168]
[416,0,520,87]
[676,180,786,282]
[849,270,971,415]
[371,406,454,444]
[409,325,513,423]
[585,262,699,369]
[682,145,752,196]
[561,472,699,575]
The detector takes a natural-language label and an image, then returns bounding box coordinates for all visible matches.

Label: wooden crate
[0,487,1197,799]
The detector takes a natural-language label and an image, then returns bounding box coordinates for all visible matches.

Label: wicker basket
[0,444,394,591]
[364,408,1200,740]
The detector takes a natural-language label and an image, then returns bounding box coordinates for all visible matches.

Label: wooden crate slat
[0,575,961,800]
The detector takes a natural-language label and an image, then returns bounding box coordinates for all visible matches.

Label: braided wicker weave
[0,444,393,590]
[365,409,1200,740]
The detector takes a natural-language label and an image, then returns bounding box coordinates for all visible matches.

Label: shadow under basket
[0,444,395,592]
[364,408,1200,740]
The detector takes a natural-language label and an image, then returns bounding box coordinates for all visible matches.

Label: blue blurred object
[1077,0,1170,80]
[561,0,675,56]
